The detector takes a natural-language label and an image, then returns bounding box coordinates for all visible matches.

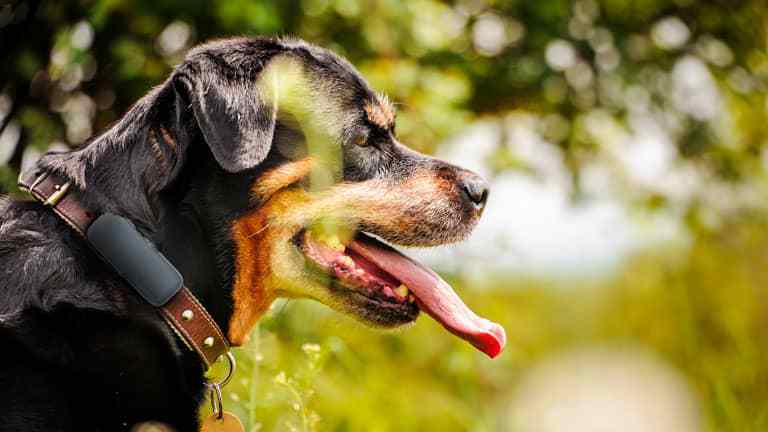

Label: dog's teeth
[354,268,366,276]
[394,284,409,298]
[338,255,354,267]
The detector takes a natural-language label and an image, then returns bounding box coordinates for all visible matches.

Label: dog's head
[73,37,505,358]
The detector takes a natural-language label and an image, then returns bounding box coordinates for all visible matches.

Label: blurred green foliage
[3,0,768,431]
[3,0,768,203]
[208,218,768,431]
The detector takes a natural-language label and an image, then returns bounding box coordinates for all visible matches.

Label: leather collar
[18,169,230,368]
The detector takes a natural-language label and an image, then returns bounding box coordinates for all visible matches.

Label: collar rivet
[181,309,194,321]
[203,337,215,348]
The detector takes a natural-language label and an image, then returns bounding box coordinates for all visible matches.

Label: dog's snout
[460,174,489,209]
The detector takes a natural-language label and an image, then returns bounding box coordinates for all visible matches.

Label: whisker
[247,222,274,238]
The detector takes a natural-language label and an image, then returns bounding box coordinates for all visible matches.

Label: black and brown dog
[0,37,504,431]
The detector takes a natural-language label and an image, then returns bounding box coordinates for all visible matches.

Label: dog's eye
[354,132,369,147]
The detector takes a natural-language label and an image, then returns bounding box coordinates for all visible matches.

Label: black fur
[0,36,486,431]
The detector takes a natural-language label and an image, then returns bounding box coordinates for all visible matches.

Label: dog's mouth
[295,228,506,358]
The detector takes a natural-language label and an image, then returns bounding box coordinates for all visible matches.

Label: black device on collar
[87,214,183,307]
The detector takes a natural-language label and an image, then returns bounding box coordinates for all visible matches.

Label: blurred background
[2,0,768,431]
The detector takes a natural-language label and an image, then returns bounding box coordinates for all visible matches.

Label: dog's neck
[153,155,254,331]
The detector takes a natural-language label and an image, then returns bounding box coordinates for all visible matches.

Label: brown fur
[158,127,177,152]
[230,208,276,345]
[147,129,168,171]
[250,157,315,201]
[363,94,396,130]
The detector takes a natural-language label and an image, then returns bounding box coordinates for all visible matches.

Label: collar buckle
[42,181,71,206]
[24,171,72,207]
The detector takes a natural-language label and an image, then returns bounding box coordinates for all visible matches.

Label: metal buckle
[25,172,71,207]
[43,182,71,206]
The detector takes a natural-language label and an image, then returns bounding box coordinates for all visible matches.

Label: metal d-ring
[206,351,236,420]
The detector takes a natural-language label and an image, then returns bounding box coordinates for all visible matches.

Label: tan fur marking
[363,94,395,130]
[229,210,275,345]
[251,157,315,201]
[158,127,177,152]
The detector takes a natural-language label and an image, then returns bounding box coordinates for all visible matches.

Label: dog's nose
[460,174,489,209]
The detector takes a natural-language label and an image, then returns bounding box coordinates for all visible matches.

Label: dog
[0,37,504,431]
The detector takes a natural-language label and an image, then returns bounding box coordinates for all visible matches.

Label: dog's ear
[172,62,277,173]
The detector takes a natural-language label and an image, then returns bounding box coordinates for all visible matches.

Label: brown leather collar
[18,170,230,368]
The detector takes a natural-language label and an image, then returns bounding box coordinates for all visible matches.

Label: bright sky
[412,119,684,279]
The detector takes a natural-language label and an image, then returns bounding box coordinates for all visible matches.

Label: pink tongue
[348,235,506,358]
